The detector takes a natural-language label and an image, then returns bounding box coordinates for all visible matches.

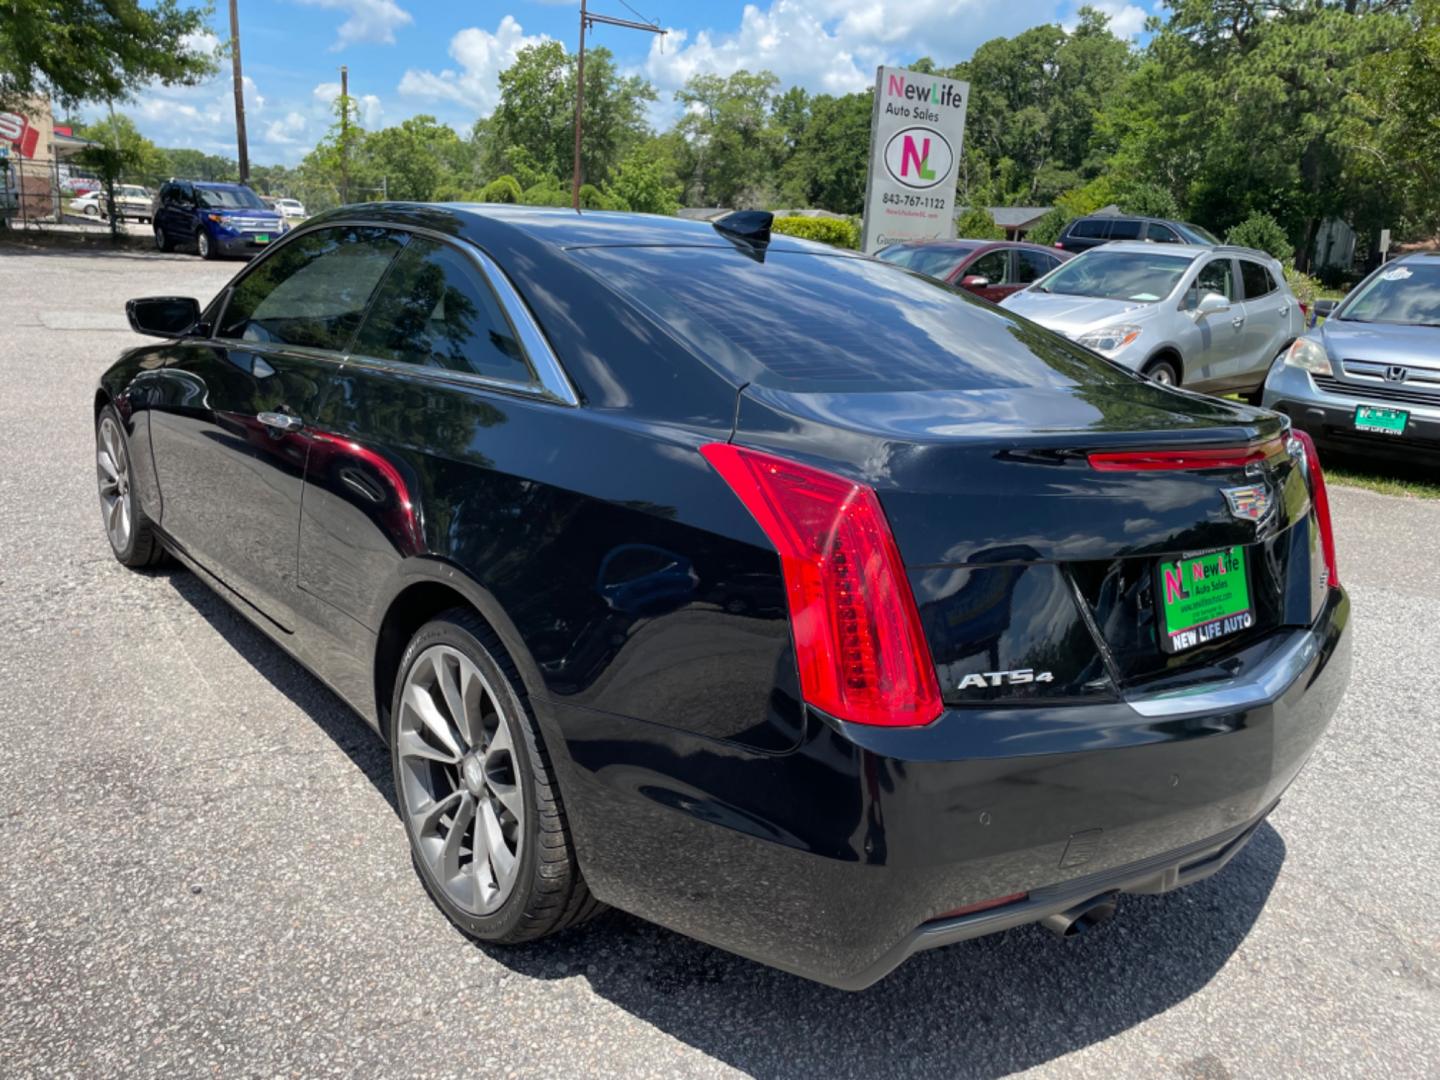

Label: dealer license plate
[1156,547,1254,654]
[1354,405,1407,436]
[253,233,270,244]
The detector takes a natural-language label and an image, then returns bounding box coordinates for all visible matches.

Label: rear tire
[1145,358,1180,387]
[389,609,604,945]
[153,223,172,252]
[95,405,166,568]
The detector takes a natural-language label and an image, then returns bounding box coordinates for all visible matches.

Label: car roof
[301,203,859,257]
[1074,240,1279,263]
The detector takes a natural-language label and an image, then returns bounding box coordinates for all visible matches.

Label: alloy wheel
[197,232,210,258]
[396,645,524,916]
[1150,366,1176,386]
[96,416,132,553]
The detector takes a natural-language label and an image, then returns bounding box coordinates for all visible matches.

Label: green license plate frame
[1155,546,1254,655]
[1354,405,1407,436]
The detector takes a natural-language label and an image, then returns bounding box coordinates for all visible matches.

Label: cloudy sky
[85,0,1156,165]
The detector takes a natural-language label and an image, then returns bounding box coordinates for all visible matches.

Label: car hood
[1000,290,1162,336]
[1321,319,1440,372]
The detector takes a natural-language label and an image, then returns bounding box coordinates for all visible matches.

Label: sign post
[859,66,969,255]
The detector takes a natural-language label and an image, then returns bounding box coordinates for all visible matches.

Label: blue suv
[152,180,288,259]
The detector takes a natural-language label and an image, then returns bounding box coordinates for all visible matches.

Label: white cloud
[296,0,413,50]
[1084,1,1149,37]
[397,15,551,115]
[264,111,309,145]
[312,81,383,126]
[642,0,1062,107]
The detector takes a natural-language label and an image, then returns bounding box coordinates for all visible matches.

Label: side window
[1015,249,1055,284]
[1108,219,1142,240]
[1195,258,1237,302]
[351,236,536,385]
[1071,219,1108,239]
[218,226,404,351]
[1240,260,1275,299]
[967,249,1009,284]
[1147,222,1179,243]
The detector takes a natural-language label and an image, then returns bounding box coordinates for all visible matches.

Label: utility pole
[340,65,350,205]
[571,1,665,209]
[229,0,249,183]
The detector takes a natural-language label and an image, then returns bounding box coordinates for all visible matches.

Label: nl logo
[883,127,954,190]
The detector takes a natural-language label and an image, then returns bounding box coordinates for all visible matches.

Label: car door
[296,230,565,628]
[1147,222,1180,245]
[957,248,1012,302]
[1236,257,1294,386]
[146,225,406,628]
[1012,248,1061,297]
[1184,256,1247,389]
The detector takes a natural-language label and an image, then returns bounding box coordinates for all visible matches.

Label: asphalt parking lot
[1,241,1437,1079]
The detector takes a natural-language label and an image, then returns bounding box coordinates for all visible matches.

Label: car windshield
[1336,262,1440,326]
[122,186,148,199]
[197,186,267,210]
[875,245,974,280]
[1032,250,1193,302]
[574,246,1138,393]
[1177,222,1221,245]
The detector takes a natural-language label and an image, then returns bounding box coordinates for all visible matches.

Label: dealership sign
[0,112,40,159]
[860,67,969,254]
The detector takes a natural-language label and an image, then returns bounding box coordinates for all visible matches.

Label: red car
[874,240,1072,302]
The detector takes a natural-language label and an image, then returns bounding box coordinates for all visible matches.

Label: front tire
[1145,358,1180,387]
[197,230,216,259]
[390,610,602,944]
[96,406,166,568]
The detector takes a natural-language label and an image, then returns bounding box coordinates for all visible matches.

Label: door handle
[257,411,303,432]
[1278,305,1289,317]
[1231,316,1245,329]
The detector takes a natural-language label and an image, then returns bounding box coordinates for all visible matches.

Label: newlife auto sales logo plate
[860,66,970,254]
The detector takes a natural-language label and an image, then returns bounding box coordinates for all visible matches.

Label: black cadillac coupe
[96,205,1351,989]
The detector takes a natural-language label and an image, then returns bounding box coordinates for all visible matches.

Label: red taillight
[1291,430,1339,588]
[1053,242,1065,249]
[1088,437,1286,472]
[700,443,942,728]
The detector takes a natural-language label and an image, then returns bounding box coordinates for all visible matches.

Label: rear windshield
[571,246,1137,393]
[1177,222,1221,245]
[875,244,974,280]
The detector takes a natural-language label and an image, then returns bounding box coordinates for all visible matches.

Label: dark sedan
[96,205,1351,989]
[874,238,1070,301]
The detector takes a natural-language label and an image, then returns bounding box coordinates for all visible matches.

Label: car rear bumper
[543,588,1350,989]
[1264,361,1440,463]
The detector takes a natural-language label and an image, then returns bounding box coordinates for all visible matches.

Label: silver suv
[1000,242,1304,397]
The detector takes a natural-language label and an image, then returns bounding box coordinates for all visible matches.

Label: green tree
[947,8,1136,203]
[77,113,165,180]
[779,91,871,213]
[478,175,521,204]
[1226,211,1295,261]
[1348,0,1440,238]
[955,205,1004,241]
[486,42,654,190]
[674,70,784,206]
[1103,0,1410,265]
[295,94,375,211]
[160,148,237,181]
[363,115,472,201]
[603,149,681,215]
[0,0,217,113]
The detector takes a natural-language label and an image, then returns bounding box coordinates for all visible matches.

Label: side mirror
[959,275,990,289]
[1313,299,1338,318]
[1193,290,1230,318]
[126,296,203,338]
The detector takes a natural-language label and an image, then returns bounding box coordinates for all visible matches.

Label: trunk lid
[733,382,1322,703]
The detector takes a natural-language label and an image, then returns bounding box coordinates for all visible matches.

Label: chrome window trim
[205,216,581,406]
